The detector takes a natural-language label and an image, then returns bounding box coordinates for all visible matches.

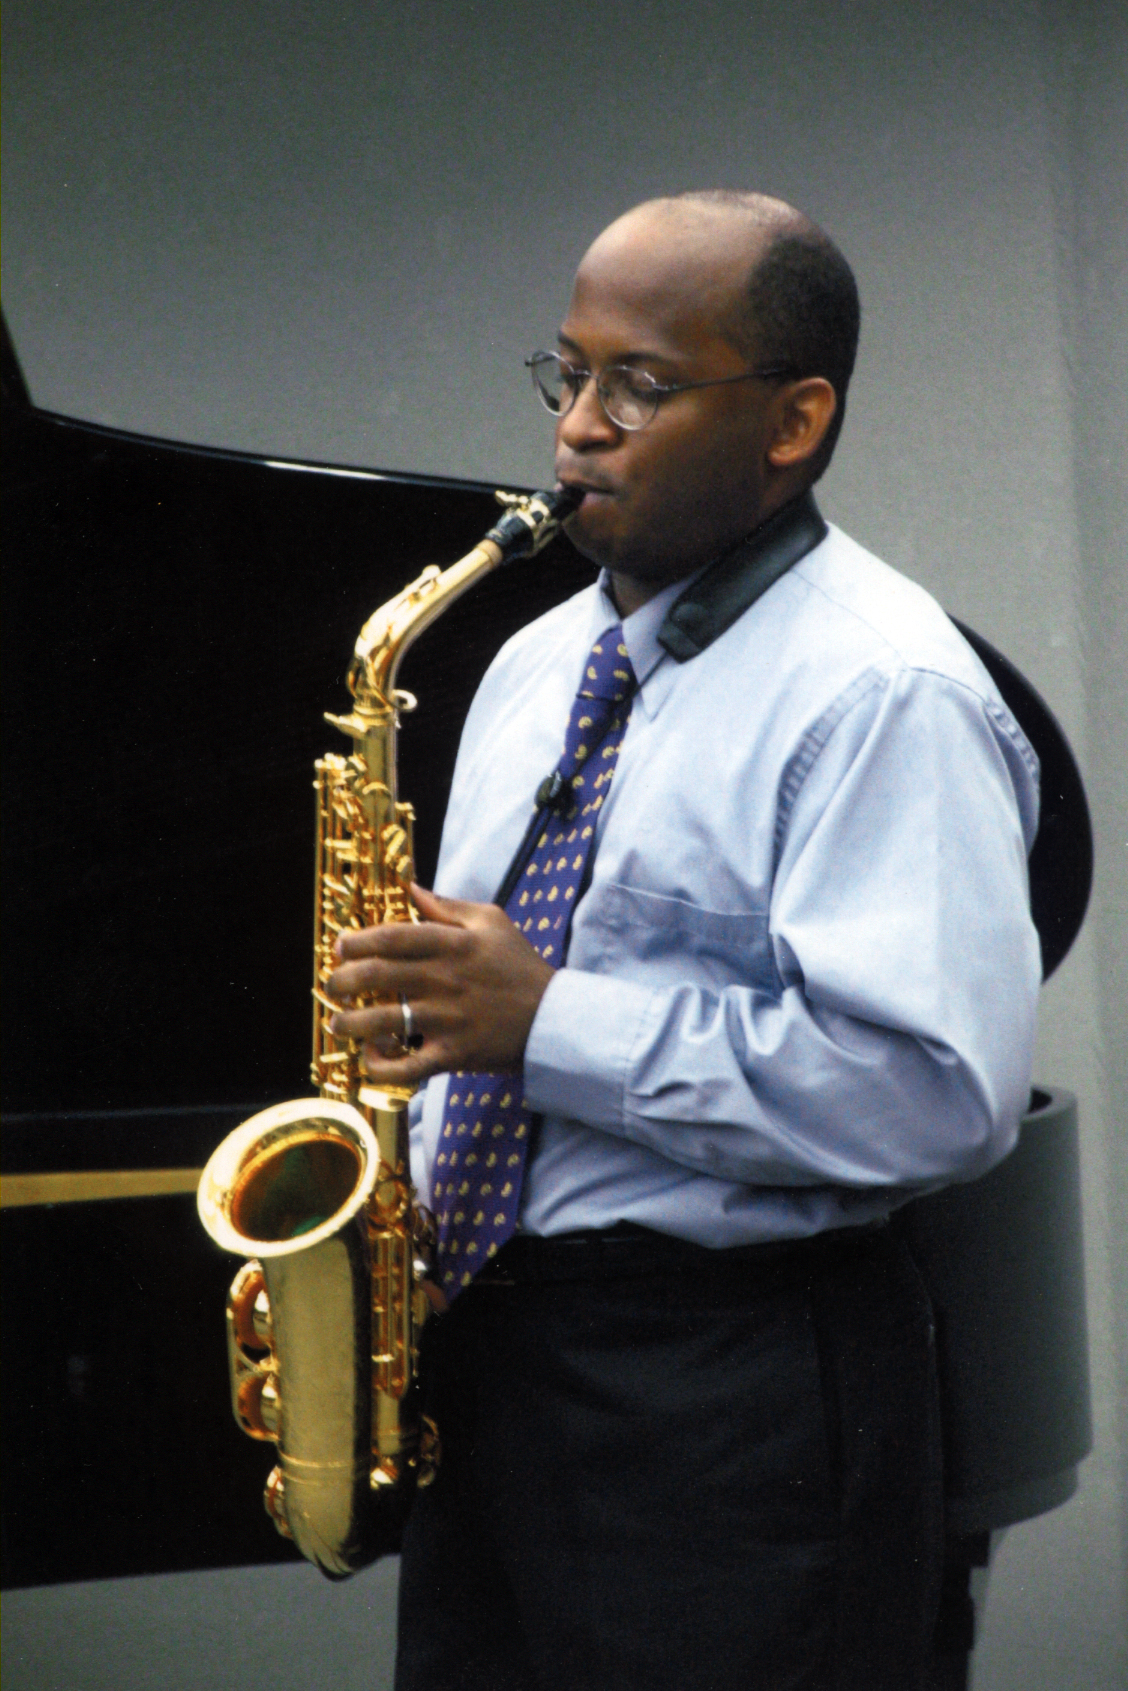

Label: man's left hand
[327,884,555,1086]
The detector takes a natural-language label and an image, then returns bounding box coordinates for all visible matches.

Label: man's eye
[609,369,660,402]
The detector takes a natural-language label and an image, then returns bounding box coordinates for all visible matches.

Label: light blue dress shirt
[412,521,1042,1248]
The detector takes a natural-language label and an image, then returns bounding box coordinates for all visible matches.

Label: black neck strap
[657,490,827,662]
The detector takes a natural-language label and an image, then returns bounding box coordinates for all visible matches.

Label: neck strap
[657,490,827,662]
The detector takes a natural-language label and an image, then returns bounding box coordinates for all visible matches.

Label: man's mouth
[557,477,616,508]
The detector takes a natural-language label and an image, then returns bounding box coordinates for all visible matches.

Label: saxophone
[197,485,579,1577]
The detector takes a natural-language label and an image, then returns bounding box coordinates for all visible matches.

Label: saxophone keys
[369,1453,407,1491]
[264,1466,293,1538]
[235,1370,281,1442]
[229,1262,272,1350]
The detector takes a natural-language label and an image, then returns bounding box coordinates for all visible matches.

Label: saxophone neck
[346,486,581,713]
[349,547,494,712]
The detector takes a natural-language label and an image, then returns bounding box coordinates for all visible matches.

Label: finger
[328,1001,390,1041]
[360,1039,447,1088]
[329,1001,403,1044]
[328,953,442,1004]
[409,884,479,925]
[335,920,471,965]
[330,994,458,1048]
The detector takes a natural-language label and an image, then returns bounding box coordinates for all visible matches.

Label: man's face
[554,208,781,593]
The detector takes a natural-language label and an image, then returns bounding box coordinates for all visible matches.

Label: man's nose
[556,376,620,452]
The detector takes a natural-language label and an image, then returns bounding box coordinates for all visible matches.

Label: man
[330,192,1041,1689]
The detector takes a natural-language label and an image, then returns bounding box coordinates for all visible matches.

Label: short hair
[678,191,861,478]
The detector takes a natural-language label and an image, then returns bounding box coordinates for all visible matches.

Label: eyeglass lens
[529,353,572,415]
[529,354,660,431]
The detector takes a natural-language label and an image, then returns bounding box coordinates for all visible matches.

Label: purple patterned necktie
[433,625,636,1298]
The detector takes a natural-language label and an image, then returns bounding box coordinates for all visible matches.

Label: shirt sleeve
[522,666,1042,1193]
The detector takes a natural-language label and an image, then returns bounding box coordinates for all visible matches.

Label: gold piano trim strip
[1,1168,204,1209]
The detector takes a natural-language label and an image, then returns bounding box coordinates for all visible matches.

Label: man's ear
[766,377,837,470]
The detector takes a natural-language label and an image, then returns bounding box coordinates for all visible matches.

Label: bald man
[331,194,1041,1690]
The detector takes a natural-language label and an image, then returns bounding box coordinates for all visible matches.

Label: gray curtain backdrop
[3,3,1125,1687]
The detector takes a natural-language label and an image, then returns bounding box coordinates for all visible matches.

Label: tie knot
[578,625,636,703]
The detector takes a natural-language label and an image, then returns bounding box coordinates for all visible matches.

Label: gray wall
[3,2,1125,1686]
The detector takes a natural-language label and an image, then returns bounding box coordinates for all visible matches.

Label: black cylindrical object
[899,1087,1092,1532]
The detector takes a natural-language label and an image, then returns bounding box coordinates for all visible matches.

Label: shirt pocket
[585,880,778,993]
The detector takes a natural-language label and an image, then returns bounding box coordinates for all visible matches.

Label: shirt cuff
[522,966,655,1131]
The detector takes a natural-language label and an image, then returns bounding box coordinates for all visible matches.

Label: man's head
[551,192,859,607]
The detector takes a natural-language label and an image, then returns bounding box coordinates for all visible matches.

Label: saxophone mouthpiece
[487,485,581,563]
[549,483,584,518]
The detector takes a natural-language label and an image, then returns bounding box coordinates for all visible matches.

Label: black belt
[471,1219,889,1287]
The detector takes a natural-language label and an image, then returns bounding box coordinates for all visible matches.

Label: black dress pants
[396,1224,942,1691]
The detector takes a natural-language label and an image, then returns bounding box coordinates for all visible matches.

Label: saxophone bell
[198,1095,425,1576]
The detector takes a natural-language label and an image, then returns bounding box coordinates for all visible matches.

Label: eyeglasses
[525,350,797,432]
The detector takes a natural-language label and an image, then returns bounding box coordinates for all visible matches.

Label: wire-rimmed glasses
[525,350,797,432]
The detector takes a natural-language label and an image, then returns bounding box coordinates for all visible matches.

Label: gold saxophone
[197,485,579,1577]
